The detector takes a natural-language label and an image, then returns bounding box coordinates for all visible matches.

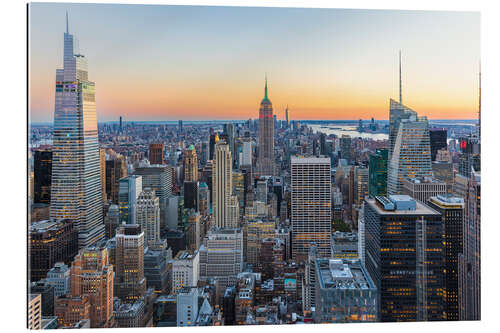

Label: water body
[309,124,388,141]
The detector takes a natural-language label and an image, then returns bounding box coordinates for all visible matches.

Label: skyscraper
[459,171,481,320]
[184,145,198,182]
[340,135,352,164]
[428,195,464,321]
[115,224,146,303]
[291,156,332,260]
[118,175,142,225]
[285,105,289,127]
[135,189,161,246]
[149,143,164,165]
[68,245,114,327]
[34,149,52,204]
[212,142,234,228]
[133,165,173,230]
[368,148,388,197]
[364,195,444,322]
[257,77,275,176]
[50,15,104,247]
[106,153,127,204]
[387,116,432,195]
[429,128,448,161]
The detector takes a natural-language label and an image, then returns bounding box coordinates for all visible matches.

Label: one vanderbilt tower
[50,13,104,248]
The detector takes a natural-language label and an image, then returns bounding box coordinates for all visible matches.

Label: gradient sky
[29,3,480,122]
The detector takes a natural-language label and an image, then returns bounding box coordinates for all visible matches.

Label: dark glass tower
[429,128,447,161]
[365,195,444,322]
[34,149,52,204]
[368,148,388,197]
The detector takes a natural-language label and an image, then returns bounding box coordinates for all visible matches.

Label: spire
[66,11,69,34]
[399,50,402,104]
[264,74,268,100]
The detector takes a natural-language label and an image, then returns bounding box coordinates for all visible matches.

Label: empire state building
[257,77,275,176]
[50,14,104,248]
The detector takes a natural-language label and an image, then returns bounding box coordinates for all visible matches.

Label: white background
[1,0,499,332]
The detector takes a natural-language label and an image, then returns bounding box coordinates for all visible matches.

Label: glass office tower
[50,16,104,248]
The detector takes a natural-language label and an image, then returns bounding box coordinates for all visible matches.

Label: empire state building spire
[257,75,275,176]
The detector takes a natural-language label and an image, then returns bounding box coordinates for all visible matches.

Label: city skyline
[29,3,480,122]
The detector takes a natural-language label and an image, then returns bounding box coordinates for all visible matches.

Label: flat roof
[366,197,440,216]
[291,156,331,164]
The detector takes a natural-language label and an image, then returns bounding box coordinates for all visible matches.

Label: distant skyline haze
[29,3,480,122]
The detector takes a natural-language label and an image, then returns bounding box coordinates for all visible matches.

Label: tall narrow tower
[212,142,234,228]
[257,76,275,176]
[50,14,104,248]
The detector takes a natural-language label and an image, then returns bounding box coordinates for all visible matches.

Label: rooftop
[316,259,375,291]
[368,196,440,216]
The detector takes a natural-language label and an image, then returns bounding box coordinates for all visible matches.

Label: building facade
[291,156,332,260]
[50,19,104,247]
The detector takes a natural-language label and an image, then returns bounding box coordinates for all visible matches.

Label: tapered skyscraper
[50,14,104,248]
[257,77,275,176]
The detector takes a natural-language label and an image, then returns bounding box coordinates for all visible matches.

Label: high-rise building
[184,145,198,182]
[355,166,369,207]
[118,175,142,225]
[172,250,200,294]
[115,224,146,303]
[104,204,120,239]
[135,189,161,246]
[149,143,164,165]
[285,105,289,126]
[340,135,352,164]
[133,166,173,230]
[199,182,210,217]
[54,295,91,328]
[459,171,481,320]
[68,245,114,327]
[232,171,245,216]
[225,122,235,162]
[429,128,448,161]
[428,195,464,321]
[388,98,418,160]
[364,195,444,322]
[402,177,447,203]
[212,142,234,228]
[291,156,332,260]
[176,288,199,327]
[144,241,170,293]
[46,262,71,297]
[246,220,276,265]
[199,228,243,292]
[313,259,377,323]
[28,294,42,330]
[29,219,78,282]
[387,116,432,195]
[99,148,107,202]
[241,140,252,167]
[209,133,217,161]
[256,179,268,203]
[257,77,275,176]
[34,149,52,204]
[186,210,202,251]
[106,154,128,204]
[30,280,55,316]
[368,149,388,197]
[184,181,199,210]
[50,17,104,247]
